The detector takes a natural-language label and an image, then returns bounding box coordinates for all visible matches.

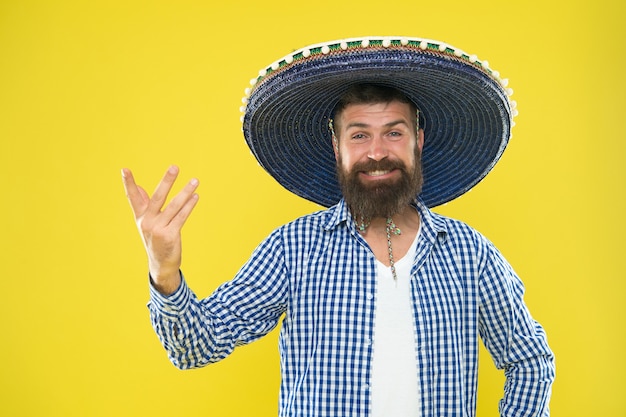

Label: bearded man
[122,37,555,417]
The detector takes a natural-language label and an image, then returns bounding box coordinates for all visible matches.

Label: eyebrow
[345,119,410,130]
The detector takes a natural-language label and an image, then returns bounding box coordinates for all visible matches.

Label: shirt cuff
[147,272,191,319]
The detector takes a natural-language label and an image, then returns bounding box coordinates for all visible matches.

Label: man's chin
[354,184,403,204]
[356,176,401,190]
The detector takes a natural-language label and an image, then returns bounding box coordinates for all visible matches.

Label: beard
[337,148,423,220]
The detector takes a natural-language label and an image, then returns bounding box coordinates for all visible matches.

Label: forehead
[338,100,414,126]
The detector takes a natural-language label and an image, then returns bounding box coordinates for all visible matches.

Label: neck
[352,204,420,283]
[355,205,419,236]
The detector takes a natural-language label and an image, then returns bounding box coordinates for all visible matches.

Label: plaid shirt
[148,199,555,416]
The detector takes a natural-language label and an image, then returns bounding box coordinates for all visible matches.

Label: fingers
[146,165,181,216]
[168,190,200,230]
[121,168,149,217]
[121,166,200,228]
[157,176,200,229]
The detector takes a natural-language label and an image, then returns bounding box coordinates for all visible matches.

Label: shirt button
[366,293,373,300]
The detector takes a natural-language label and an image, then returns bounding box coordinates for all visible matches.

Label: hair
[331,83,419,134]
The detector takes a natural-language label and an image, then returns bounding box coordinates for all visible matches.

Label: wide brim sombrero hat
[241,36,516,208]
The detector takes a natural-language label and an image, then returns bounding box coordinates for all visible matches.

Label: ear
[329,118,340,160]
[417,128,425,152]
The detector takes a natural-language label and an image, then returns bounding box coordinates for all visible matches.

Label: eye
[351,133,368,142]
[387,131,403,140]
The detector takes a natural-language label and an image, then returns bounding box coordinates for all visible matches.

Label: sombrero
[241,36,516,208]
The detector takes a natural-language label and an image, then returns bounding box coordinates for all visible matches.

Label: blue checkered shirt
[148,199,555,416]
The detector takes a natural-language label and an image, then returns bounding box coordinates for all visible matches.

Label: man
[122,37,555,416]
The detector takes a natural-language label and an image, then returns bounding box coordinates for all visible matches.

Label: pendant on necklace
[385,217,401,283]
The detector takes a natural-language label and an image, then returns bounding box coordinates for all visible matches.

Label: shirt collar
[322,199,350,231]
[414,198,448,244]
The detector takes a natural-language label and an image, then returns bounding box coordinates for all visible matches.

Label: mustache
[348,158,407,174]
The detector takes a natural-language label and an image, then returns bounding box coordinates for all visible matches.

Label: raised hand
[122,165,199,295]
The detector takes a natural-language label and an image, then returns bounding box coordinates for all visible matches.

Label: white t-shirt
[371,228,421,417]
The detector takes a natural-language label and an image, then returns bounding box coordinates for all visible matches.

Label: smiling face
[335,100,425,219]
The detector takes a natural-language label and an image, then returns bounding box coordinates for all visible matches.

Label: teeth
[367,170,390,176]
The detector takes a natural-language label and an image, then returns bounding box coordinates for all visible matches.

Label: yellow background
[1,0,624,415]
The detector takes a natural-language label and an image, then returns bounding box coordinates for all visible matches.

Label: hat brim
[243,38,513,208]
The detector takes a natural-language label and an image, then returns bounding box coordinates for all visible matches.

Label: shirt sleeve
[147,228,289,370]
[477,240,556,416]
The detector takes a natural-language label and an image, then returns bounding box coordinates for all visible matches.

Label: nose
[367,136,388,161]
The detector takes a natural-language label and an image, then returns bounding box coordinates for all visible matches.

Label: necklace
[385,217,402,282]
[355,216,402,282]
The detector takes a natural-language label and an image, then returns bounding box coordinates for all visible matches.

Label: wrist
[149,267,182,296]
